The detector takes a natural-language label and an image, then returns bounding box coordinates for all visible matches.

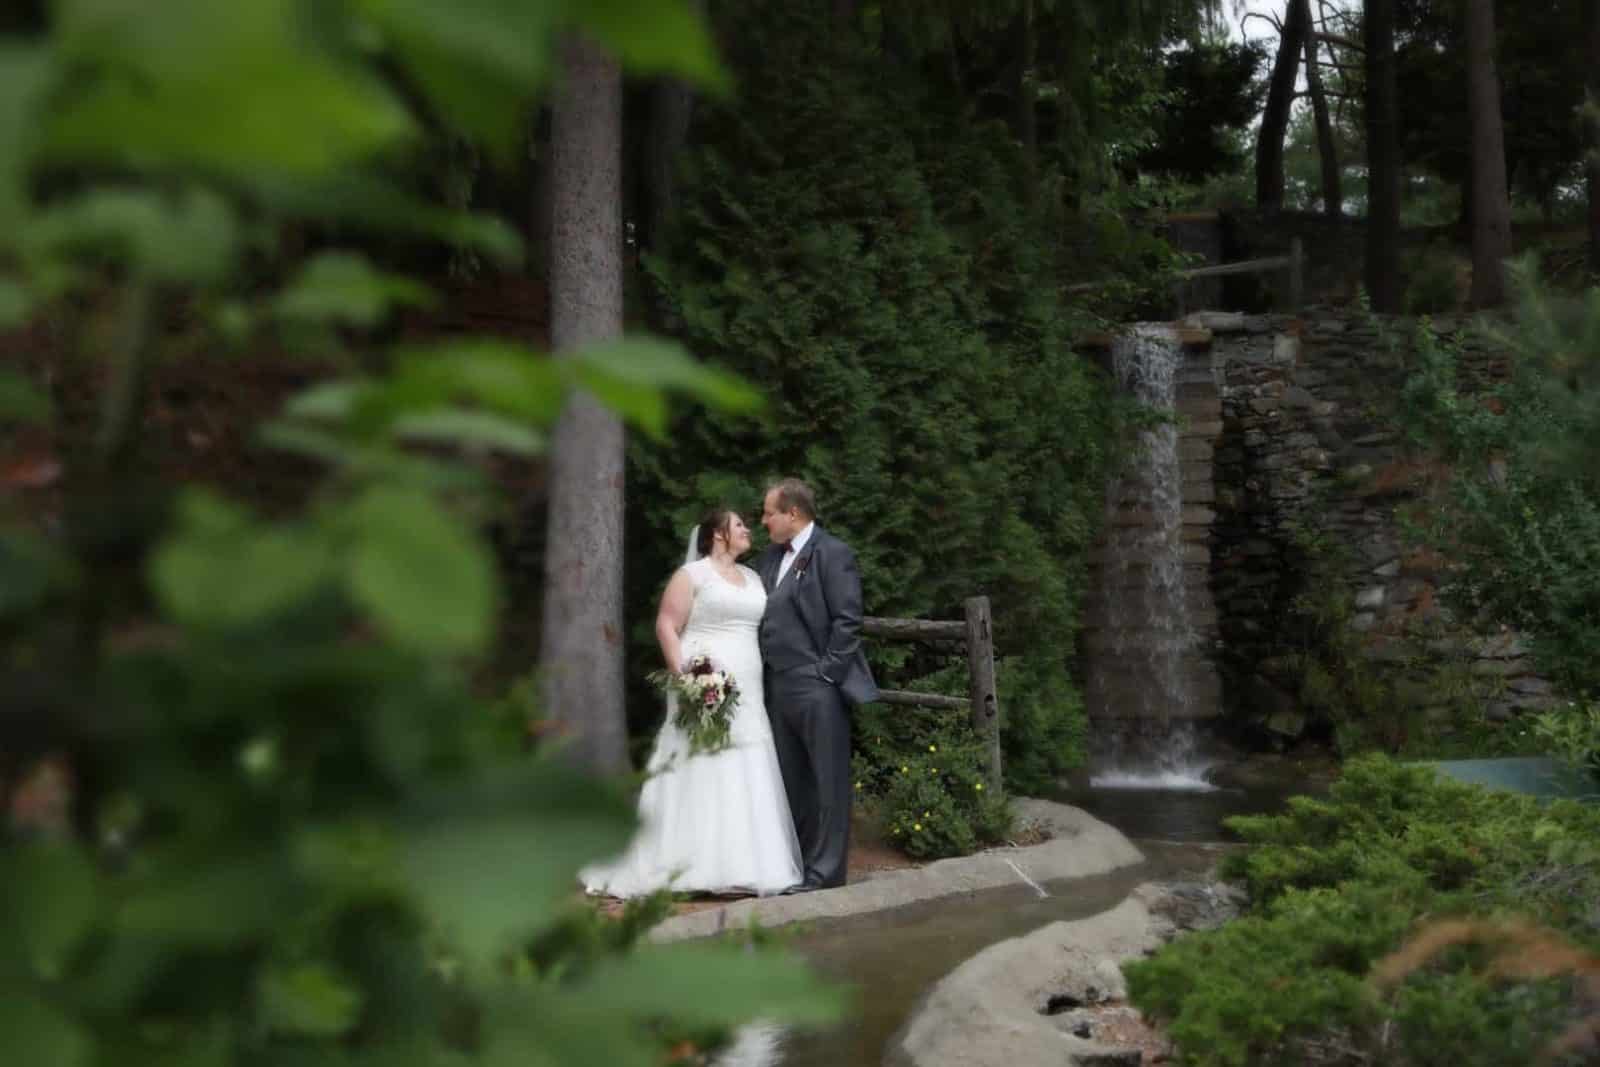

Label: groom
[758,478,879,892]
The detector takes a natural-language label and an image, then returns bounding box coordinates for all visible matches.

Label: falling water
[1088,326,1212,787]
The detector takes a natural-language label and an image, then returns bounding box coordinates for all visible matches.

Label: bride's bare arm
[655,568,695,671]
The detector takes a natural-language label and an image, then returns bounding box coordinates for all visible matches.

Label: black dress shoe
[778,883,810,896]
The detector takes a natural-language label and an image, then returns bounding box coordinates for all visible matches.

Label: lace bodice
[681,558,766,647]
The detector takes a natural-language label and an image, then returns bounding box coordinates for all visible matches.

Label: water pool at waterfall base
[1056,747,1340,843]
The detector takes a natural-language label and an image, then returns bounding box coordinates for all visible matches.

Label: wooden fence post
[964,596,1002,790]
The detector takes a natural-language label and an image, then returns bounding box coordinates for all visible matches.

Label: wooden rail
[864,596,1002,790]
[1175,237,1304,311]
[864,617,966,642]
[1067,237,1305,312]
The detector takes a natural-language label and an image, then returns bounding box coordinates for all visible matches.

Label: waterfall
[1087,326,1213,788]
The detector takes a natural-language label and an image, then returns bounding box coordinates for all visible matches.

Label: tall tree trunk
[1587,0,1600,272]
[1363,0,1402,312]
[539,34,629,775]
[1465,0,1512,308]
[1300,0,1342,217]
[1256,0,1311,211]
[1010,0,1038,196]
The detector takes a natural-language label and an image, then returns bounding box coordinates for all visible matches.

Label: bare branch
[1315,31,1364,52]
[1241,10,1286,35]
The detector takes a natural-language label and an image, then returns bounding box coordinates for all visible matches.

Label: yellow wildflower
[975,782,984,792]
[913,823,922,832]
[928,745,937,753]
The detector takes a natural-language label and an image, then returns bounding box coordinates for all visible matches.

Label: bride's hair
[695,507,737,558]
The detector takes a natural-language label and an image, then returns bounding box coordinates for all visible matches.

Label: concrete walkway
[648,798,1144,943]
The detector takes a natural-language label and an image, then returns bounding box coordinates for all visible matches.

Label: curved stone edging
[643,799,1145,940]
[646,798,1145,944]
[885,879,1243,1067]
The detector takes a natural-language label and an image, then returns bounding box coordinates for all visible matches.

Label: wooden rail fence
[863,595,1002,791]
[1173,237,1304,312]
[1066,237,1305,312]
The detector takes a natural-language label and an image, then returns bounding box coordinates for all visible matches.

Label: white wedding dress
[582,558,802,897]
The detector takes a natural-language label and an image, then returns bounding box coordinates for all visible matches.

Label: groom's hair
[766,477,816,519]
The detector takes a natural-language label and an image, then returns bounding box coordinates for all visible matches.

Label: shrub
[852,703,1011,860]
[1400,262,1600,766]
[1402,247,1467,315]
[1126,755,1600,1066]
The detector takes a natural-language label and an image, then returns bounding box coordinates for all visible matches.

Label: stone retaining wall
[1081,308,1557,739]
[1202,308,1553,738]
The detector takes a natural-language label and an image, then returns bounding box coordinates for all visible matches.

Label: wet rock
[1076,1050,1141,1067]
[1266,709,1307,739]
[1092,961,1126,1001]
[1042,993,1084,1015]
[1183,311,1250,333]
[1486,701,1517,723]
[1472,632,1530,659]
[1141,881,1245,933]
[1471,657,1532,678]
[1283,386,1319,410]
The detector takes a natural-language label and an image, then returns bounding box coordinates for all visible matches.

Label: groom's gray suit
[758,526,878,889]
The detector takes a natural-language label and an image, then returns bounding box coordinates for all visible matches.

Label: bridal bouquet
[649,654,738,755]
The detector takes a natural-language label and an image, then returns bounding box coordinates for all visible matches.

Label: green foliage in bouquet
[1126,756,1600,1066]
[647,654,737,755]
[0,3,843,1065]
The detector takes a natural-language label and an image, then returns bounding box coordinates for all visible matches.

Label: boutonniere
[791,552,812,580]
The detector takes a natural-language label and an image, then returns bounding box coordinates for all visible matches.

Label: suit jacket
[756,526,880,707]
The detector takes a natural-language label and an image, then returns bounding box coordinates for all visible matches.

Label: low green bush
[1126,755,1600,1066]
[852,702,1011,861]
[1401,247,1466,315]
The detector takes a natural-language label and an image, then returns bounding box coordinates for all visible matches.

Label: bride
[582,507,802,897]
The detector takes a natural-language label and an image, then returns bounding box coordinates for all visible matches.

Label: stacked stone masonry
[1083,308,1557,736]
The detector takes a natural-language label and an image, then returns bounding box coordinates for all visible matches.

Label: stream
[723,777,1310,1067]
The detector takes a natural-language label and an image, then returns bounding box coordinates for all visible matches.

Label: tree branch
[1315,31,1364,52]
[1242,11,1285,35]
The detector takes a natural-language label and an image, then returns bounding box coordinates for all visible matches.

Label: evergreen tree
[634,5,1127,789]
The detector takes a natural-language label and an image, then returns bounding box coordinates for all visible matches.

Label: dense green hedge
[628,5,1141,807]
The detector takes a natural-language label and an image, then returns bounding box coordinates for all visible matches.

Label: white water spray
[1087,326,1213,787]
